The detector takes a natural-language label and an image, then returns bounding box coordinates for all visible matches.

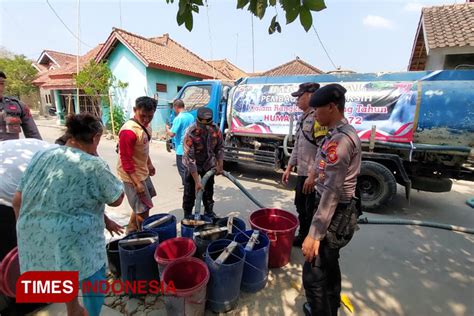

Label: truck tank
[230,70,474,149]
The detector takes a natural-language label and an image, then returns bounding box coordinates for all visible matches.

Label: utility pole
[76,0,81,112]
[251,15,255,72]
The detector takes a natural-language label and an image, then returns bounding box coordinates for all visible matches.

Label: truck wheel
[411,176,452,193]
[358,161,397,211]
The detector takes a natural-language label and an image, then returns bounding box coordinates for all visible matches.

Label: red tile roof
[96,28,231,80]
[33,50,76,74]
[262,57,324,76]
[39,50,76,67]
[422,3,474,50]
[33,45,103,89]
[408,2,474,70]
[207,59,247,80]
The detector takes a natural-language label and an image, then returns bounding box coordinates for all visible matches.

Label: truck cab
[171,80,232,130]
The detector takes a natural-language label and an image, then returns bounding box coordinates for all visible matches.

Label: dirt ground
[32,118,474,316]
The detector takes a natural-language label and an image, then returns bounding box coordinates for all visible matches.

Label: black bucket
[106,239,121,278]
[194,224,228,259]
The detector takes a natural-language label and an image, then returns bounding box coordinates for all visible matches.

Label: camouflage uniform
[182,121,224,217]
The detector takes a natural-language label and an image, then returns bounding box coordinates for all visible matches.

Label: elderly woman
[12,113,124,316]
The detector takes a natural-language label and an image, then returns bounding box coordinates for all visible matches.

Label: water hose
[222,171,265,209]
[357,217,474,234]
[194,169,265,220]
[193,170,474,235]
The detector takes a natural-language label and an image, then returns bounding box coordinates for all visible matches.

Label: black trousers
[0,205,17,261]
[295,176,316,238]
[303,240,341,316]
[182,170,215,217]
[176,155,186,185]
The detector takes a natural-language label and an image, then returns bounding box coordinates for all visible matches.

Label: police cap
[309,83,347,108]
[197,107,213,124]
[291,82,320,97]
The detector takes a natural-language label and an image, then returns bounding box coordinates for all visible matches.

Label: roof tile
[33,45,103,88]
[422,3,474,49]
[96,28,230,80]
[262,57,324,76]
[207,59,247,80]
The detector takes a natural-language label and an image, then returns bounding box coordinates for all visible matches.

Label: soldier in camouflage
[182,107,224,219]
[0,71,42,141]
[301,84,362,316]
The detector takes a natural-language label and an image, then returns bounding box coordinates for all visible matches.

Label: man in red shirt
[117,97,157,233]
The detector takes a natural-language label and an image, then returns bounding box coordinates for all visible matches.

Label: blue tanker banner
[230,82,418,143]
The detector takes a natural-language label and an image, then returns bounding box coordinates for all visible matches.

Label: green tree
[0,54,38,99]
[166,0,326,33]
[75,60,128,131]
[108,105,126,135]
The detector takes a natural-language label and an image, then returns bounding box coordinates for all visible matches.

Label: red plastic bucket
[0,247,20,297]
[162,257,210,316]
[249,209,299,268]
[154,237,196,278]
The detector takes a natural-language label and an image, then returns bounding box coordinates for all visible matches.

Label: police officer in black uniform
[282,82,326,247]
[0,71,42,141]
[0,71,44,316]
[301,84,362,316]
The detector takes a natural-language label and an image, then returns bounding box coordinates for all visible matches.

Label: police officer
[182,107,224,219]
[301,84,362,316]
[0,71,42,141]
[282,82,326,247]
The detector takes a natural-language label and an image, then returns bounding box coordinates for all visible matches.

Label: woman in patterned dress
[12,113,124,316]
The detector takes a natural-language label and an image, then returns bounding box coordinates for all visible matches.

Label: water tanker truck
[172,70,474,210]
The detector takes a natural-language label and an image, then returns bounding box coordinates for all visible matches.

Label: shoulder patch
[325,142,338,164]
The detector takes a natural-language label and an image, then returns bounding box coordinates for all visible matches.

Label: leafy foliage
[75,61,128,129]
[165,0,326,34]
[107,104,126,135]
[0,54,38,99]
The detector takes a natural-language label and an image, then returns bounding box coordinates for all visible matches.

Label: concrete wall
[426,52,446,70]
[145,68,200,134]
[107,42,202,136]
[107,42,148,122]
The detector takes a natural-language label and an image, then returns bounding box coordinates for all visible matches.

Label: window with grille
[156,83,167,93]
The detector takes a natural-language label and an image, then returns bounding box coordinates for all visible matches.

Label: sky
[0,0,459,74]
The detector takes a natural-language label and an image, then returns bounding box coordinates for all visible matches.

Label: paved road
[35,119,474,316]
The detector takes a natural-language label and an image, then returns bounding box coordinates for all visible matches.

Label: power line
[45,0,92,48]
[312,24,337,70]
[205,0,216,79]
[76,0,80,101]
[119,0,122,28]
[235,33,239,64]
[251,14,255,73]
